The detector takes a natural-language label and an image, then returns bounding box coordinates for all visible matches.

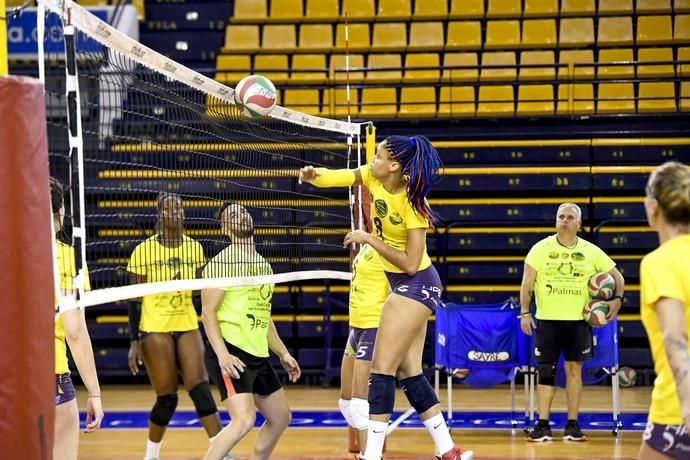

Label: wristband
[611,295,624,303]
[519,312,531,318]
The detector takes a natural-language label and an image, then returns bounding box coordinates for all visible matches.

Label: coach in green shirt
[201,201,300,460]
[519,203,625,443]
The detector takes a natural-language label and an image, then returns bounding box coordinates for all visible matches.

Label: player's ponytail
[647,161,690,225]
[385,135,442,226]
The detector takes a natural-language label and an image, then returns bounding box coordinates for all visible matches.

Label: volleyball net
[38,0,371,311]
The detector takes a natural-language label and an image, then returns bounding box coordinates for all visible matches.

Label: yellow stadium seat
[522,19,557,48]
[485,20,521,49]
[323,88,360,117]
[290,54,327,84]
[372,23,407,51]
[442,52,479,81]
[262,25,297,52]
[283,89,321,116]
[399,87,437,118]
[366,54,403,83]
[637,16,673,44]
[638,82,677,112]
[637,0,672,13]
[674,15,690,43]
[335,23,370,52]
[637,48,675,77]
[561,0,596,15]
[231,0,267,23]
[681,82,690,111]
[223,25,260,53]
[446,22,482,50]
[342,0,376,21]
[598,17,633,46]
[557,84,595,114]
[408,22,444,51]
[377,0,412,21]
[477,86,515,116]
[253,54,289,84]
[268,0,303,22]
[414,0,448,20]
[487,0,521,18]
[330,54,366,83]
[215,55,251,84]
[404,53,441,83]
[304,0,339,22]
[449,0,485,19]
[438,86,476,117]
[679,48,690,76]
[517,85,555,115]
[677,0,690,12]
[597,83,636,113]
[298,25,333,52]
[559,18,595,47]
[558,50,595,79]
[481,52,517,81]
[519,51,556,80]
[523,0,559,17]
[598,0,633,15]
[360,88,398,118]
[597,48,634,79]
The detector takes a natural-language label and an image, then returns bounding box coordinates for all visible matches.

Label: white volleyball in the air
[233,74,277,118]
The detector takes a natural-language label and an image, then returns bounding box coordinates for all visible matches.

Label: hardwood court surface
[78,385,651,459]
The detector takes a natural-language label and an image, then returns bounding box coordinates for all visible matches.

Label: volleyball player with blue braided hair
[299,136,473,460]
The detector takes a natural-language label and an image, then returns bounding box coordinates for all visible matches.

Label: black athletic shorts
[205,340,282,401]
[534,319,593,363]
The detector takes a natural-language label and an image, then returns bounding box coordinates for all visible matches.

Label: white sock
[363,420,388,460]
[423,413,454,455]
[145,439,161,459]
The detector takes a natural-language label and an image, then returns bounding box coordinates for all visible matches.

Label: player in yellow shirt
[339,243,389,455]
[201,201,300,460]
[520,203,625,442]
[638,161,690,459]
[299,135,473,460]
[51,177,103,460]
[127,193,223,460]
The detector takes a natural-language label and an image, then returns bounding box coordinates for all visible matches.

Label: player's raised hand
[298,166,320,184]
[280,352,301,383]
[84,396,104,433]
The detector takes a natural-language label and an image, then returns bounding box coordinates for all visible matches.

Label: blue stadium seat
[436,167,590,192]
[432,198,589,224]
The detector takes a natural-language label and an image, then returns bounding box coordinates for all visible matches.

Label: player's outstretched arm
[657,297,690,432]
[63,306,104,432]
[298,166,362,187]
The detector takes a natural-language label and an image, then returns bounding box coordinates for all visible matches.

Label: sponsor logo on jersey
[571,252,585,261]
[389,211,403,225]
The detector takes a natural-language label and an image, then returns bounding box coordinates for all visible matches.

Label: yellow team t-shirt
[127,235,205,333]
[203,244,274,358]
[525,235,616,320]
[349,244,389,329]
[54,240,91,375]
[640,234,690,425]
[359,165,431,273]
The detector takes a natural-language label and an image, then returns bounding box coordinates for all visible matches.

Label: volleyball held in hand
[234,75,277,118]
[587,272,616,300]
[583,299,610,327]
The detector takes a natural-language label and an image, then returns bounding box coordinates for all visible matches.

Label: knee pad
[338,398,355,427]
[189,382,217,418]
[350,398,369,431]
[368,373,396,415]
[150,393,178,427]
[399,374,439,415]
[538,363,557,387]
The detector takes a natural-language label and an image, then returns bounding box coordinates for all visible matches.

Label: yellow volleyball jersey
[127,235,205,333]
[525,235,616,320]
[359,165,432,273]
[349,244,389,329]
[54,240,74,375]
[640,234,690,425]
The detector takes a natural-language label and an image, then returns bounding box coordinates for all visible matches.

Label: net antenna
[38,0,370,311]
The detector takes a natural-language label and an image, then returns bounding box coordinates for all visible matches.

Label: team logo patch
[572,251,585,261]
[548,251,559,259]
[167,257,181,270]
[389,211,403,225]
[558,262,574,275]
[561,253,570,260]
[374,199,388,218]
